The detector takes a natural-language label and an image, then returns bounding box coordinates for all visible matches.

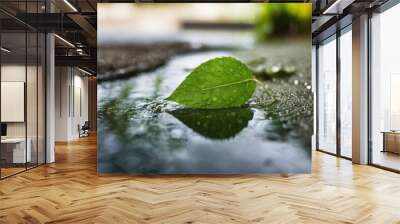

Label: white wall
[1,63,46,164]
[73,73,89,137]
[1,65,26,135]
[55,67,89,141]
[55,66,70,141]
[1,65,37,138]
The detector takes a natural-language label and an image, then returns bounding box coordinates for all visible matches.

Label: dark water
[98,51,312,174]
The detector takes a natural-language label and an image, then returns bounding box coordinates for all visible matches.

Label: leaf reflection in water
[169,107,253,140]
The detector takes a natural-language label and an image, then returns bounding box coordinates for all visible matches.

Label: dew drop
[272,66,280,73]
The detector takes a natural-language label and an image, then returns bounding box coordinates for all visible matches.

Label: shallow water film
[98,40,313,174]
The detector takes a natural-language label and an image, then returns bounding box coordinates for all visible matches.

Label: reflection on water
[170,108,253,140]
[98,51,311,174]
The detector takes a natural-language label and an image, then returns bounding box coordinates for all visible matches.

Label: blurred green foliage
[255,3,311,41]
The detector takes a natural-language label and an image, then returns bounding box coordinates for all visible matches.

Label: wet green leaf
[169,108,253,140]
[166,57,256,109]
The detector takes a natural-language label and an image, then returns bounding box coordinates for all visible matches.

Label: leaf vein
[200,78,254,91]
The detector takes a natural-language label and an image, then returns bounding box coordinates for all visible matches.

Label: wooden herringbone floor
[1,135,400,224]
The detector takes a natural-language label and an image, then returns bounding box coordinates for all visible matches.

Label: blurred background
[98,3,311,46]
[98,3,311,81]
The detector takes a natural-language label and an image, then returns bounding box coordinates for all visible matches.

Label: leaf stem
[253,77,277,102]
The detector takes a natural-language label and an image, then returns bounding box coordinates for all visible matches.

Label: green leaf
[169,107,253,140]
[166,57,256,109]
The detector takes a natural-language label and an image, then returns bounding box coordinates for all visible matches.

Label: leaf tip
[165,94,175,102]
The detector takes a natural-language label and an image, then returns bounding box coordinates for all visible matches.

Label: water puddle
[98,51,311,174]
